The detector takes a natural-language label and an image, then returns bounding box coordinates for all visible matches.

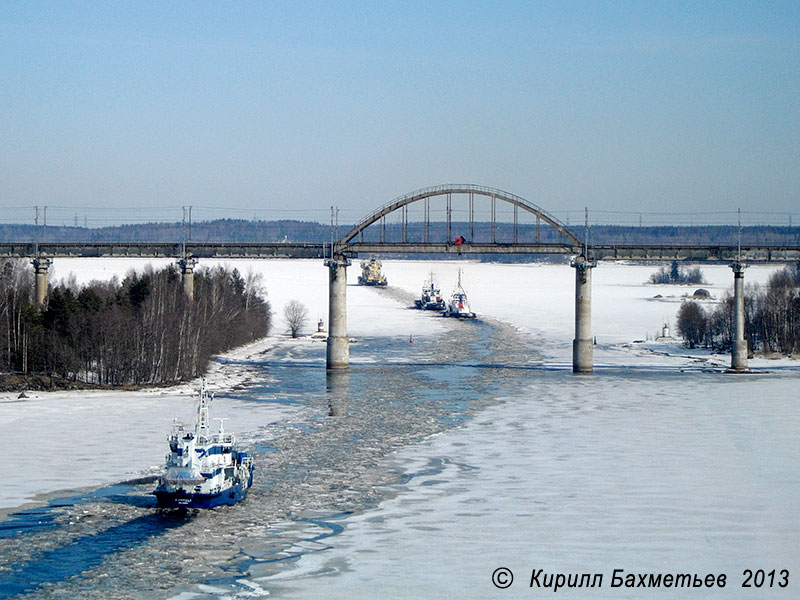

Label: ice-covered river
[1,259,798,599]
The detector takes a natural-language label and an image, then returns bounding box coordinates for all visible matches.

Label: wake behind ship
[153,380,253,509]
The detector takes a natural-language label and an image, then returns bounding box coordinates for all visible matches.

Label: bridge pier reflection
[571,255,596,373]
[326,369,349,416]
[325,255,351,369]
[730,262,748,371]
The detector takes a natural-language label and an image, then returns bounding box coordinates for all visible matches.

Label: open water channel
[1,281,799,599]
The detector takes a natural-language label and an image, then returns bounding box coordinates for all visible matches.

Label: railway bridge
[3,184,799,374]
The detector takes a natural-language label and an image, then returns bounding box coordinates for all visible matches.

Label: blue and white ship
[154,380,253,509]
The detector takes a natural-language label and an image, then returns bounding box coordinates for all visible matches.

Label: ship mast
[196,378,212,438]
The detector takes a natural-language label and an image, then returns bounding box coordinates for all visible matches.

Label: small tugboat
[442,269,477,319]
[414,273,446,311]
[358,257,388,286]
[153,380,253,509]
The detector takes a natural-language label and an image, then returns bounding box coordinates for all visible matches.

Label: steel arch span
[336,184,582,251]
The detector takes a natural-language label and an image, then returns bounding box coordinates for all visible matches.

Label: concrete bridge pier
[178,257,198,301]
[326,255,351,369]
[730,262,748,371]
[32,257,52,309]
[571,255,596,373]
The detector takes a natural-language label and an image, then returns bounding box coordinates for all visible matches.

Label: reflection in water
[326,369,349,417]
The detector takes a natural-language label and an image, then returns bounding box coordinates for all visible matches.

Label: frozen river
[1,259,798,599]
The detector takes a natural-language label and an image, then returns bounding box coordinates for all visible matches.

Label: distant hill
[2,219,799,247]
[0,219,331,244]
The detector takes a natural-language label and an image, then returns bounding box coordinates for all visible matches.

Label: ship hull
[358,277,387,286]
[442,307,477,319]
[444,312,476,319]
[415,300,446,311]
[154,476,253,509]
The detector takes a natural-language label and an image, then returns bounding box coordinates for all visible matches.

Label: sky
[1,1,798,227]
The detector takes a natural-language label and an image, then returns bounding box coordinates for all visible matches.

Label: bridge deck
[342,242,800,262]
[1,241,799,262]
[0,242,327,259]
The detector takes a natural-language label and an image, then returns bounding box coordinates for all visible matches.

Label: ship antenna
[330,206,335,260]
[737,207,742,262]
[214,417,229,436]
[584,207,589,257]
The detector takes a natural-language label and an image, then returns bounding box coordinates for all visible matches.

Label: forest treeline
[677,263,800,355]
[0,260,271,386]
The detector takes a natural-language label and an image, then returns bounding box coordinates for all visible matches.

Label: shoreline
[0,334,285,513]
[0,334,279,402]
[6,331,797,401]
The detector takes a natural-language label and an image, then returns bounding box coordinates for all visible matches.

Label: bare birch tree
[284,300,308,338]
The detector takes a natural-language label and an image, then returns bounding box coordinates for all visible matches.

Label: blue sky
[1,2,798,226]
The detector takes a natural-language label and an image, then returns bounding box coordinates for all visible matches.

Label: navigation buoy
[409,334,413,343]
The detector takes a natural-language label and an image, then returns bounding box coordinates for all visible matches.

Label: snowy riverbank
[0,334,291,510]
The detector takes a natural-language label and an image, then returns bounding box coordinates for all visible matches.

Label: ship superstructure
[358,257,388,286]
[414,273,446,311]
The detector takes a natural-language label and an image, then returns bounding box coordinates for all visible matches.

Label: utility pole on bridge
[178,207,197,301]
[730,210,748,371]
[571,208,596,373]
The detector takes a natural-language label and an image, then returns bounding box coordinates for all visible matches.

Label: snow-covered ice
[1,257,798,600]
[0,258,790,509]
